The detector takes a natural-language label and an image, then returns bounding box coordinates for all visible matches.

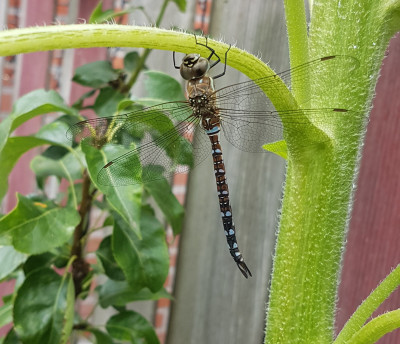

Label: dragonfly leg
[194,34,221,69]
[213,44,231,80]
[172,51,180,69]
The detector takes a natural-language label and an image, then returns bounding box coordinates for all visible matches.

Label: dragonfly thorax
[180,53,210,80]
[187,76,218,121]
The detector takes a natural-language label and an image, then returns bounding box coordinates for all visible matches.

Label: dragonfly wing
[67,101,209,186]
[215,55,359,111]
[215,55,360,153]
[220,108,362,153]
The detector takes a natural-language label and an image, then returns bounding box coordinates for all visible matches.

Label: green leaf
[83,144,142,236]
[0,194,79,254]
[117,99,135,112]
[89,1,113,24]
[172,0,186,12]
[72,89,97,110]
[0,246,26,281]
[89,1,140,24]
[14,268,75,344]
[93,87,125,117]
[23,252,56,275]
[35,120,72,147]
[98,279,171,308]
[262,140,288,159]
[143,168,184,235]
[0,295,13,328]
[106,310,159,344]
[31,150,83,181]
[144,71,185,102]
[96,235,125,281]
[8,89,77,134]
[0,136,55,202]
[124,52,144,72]
[73,61,119,88]
[87,328,115,344]
[3,329,22,344]
[112,206,169,293]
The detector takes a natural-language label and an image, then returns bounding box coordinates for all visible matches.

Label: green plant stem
[264,0,400,342]
[283,0,309,103]
[121,0,170,93]
[265,144,360,343]
[70,169,92,296]
[0,25,273,83]
[334,265,400,344]
[347,310,400,344]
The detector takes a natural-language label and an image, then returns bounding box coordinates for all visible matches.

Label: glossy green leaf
[117,99,135,112]
[87,328,115,344]
[89,1,141,24]
[143,168,184,235]
[172,0,186,12]
[262,140,288,159]
[0,136,53,202]
[83,144,142,236]
[0,295,13,328]
[14,268,75,344]
[98,279,171,308]
[72,89,97,110]
[23,252,55,275]
[35,120,72,147]
[124,52,144,72]
[0,117,76,202]
[73,61,119,88]
[89,1,114,24]
[112,206,169,293]
[8,89,77,134]
[96,235,125,281]
[106,310,159,344]
[31,150,83,181]
[144,71,185,102]
[93,87,125,117]
[0,246,26,281]
[3,329,22,344]
[0,194,79,254]
[0,116,12,154]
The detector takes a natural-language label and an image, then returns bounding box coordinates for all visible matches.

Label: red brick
[86,236,102,252]
[155,310,165,328]
[112,57,124,69]
[0,94,13,112]
[173,172,188,186]
[57,4,69,16]
[8,0,20,7]
[2,68,14,87]
[52,56,63,66]
[157,297,171,308]
[7,14,18,25]
[49,77,59,90]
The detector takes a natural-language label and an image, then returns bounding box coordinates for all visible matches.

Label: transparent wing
[67,101,210,186]
[220,108,361,153]
[214,55,361,152]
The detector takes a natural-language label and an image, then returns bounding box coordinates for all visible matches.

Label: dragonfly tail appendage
[237,260,252,279]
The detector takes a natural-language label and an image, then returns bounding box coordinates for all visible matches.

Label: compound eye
[193,58,210,78]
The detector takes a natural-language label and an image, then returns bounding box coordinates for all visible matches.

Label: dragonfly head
[180,53,210,80]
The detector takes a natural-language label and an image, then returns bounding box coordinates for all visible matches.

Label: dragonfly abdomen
[208,133,252,278]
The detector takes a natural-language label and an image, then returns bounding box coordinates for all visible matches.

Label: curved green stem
[334,265,400,344]
[347,310,400,344]
[283,0,309,103]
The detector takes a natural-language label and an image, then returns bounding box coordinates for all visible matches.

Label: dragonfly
[67,37,359,278]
